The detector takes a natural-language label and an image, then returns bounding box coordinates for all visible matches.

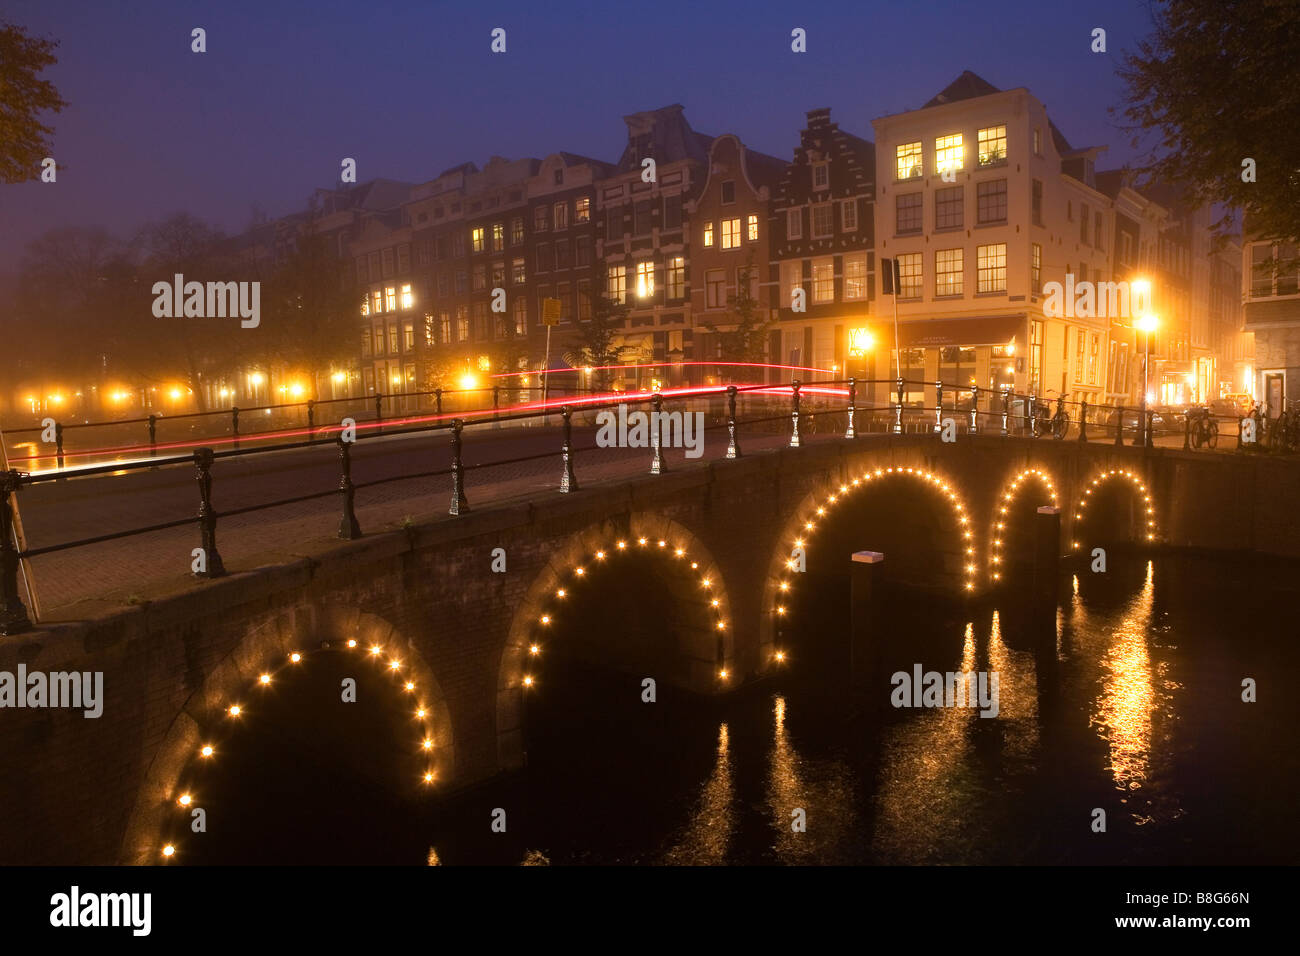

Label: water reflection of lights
[660,723,733,864]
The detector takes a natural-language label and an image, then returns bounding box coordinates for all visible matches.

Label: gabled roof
[921,70,1002,108]
[616,104,711,171]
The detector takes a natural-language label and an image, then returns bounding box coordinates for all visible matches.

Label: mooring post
[336,435,362,538]
[850,550,884,686]
[449,419,469,515]
[193,447,226,578]
[1031,505,1060,631]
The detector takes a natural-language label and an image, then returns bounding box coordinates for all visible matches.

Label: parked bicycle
[1186,404,1219,449]
[1049,395,1070,440]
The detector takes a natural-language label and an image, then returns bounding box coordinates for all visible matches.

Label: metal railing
[0,377,1273,636]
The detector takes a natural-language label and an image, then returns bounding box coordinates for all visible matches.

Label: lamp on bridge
[847,327,875,381]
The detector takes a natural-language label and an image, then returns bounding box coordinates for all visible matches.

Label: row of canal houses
[249,71,1250,416]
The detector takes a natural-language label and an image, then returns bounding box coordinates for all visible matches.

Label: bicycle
[1186,404,1219,449]
[1049,396,1070,440]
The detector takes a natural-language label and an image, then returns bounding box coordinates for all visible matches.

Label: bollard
[231,407,240,452]
[894,378,904,434]
[1001,389,1010,437]
[934,381,944,433]
[0,470,32,635]
[336,435,362,538]
[1079,399,1088,442]
[1114,404,1125,446]
[193,447,226,578]
[789,380,802,448]
[374,392,384,435]
[850,551,884,686]
[559,406,578,493]
[969,386,978,434]
[449,419,469,515]
[726,385,741,458]
[845,377,857,439]
[650,392,665,475]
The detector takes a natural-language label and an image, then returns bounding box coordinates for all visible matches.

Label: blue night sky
[2,0,1158,275]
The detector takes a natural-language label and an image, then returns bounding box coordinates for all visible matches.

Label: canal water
[176,552,1299,865]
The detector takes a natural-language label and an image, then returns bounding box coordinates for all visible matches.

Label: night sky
[3,0,1155,279]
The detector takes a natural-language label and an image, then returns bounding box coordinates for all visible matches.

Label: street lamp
[1137,312,1159,444]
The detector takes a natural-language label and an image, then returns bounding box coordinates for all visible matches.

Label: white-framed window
[667,256,685,299]
[608,265,627,304]
[811,257,834,302]
[977,125,1007,166]
[703,221,714,247]
[935,248,963,297]
[897,253,922,299]
[747,214,759,241]
[636,260,654,299]
[721,218,741,249]
[812,162,830,190]
[935,133,964,174]
[841,200,857,232]
[1032,242,1042,293]
[492,222,504,251]
[575,196,590,222]
[843,253,867,300]
[511,218,524,244]
[385,286,397,312]
[471,227,485,253]
[786,207,802,239]
[512,258,526,284]
[811,204,833,238]
[513,298,527,336]
[399,283,414,309]
[896,141,923,180]
[1033,127,1042,155]
[977,243,1007,293]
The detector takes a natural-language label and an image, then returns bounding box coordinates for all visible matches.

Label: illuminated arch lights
[989,468,1060,583]
[1071,468,1157,551]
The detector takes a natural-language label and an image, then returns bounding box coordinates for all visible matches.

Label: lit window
[403,322,415,349]
[471,227,484,252]
[575,197,590,223]
[440,312,451,344]
[636,261,654,298]
[747,214,759,241]
[977,126,1007,166]
[811,204,833,238]
[360,295,370,316]
[608,265,627,304]
[812,162,829,189]
[385,286,397,312]
[1032,243,1042,293]
[512,258,526,284]
[897,253,922,298]
[843,253,867,300]
[840,201,857,232]
[721,218,741,249]
[456,308,469,342]
[703,222,714,247]
[780,261,802,306]
[667,257,685,299]
[1033,127,1042,155]
[492,261,505,286]
[935,133,963,174]
[372,290,383,314]
[492,223,504,251]
[787,208,802,240]
[513,298,527,335]
[977,243,1007,293]
[935,248,963,297]
[896,142,923,180]
[812,258,834,302]
[511,218,524,244]
[399,283,414,309]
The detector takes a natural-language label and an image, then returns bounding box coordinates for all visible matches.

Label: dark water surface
[175,552,1299,865]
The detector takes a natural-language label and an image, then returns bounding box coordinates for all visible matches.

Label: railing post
[148,414,159,470]
[193,447,225,578]
[1027,395,1036,437]
[493,385,500,429]
[337,436,362,538]
[1183,411,1192,451]
[0,470,32,635]
[650,391,665,475]
[1078,399,1088,442]
[894,378,904,434]
[1114,404,1125,446]
[54,422,65,476]
[1236,416,1244,450]
[934,381,944,433]
[1001,390,1010,437]
[435,388,443,418]
[969,386,978,434]
[374,392,384,435]
[448,419,469,515]
[231,407,240,452]
[307,399,315,440]
[789,380,802,448]
[560,406,578,493]
[726,385,741,458]
[845,377,857,439]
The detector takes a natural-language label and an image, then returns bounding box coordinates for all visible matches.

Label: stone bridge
[2,431,1297,865]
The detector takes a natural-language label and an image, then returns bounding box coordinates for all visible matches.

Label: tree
[0,21,68,183]
[1115,0,1300,244]
[574,283,630,391]
[701,254,774,372]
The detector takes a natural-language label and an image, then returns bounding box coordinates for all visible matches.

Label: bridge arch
[121,605,453,865]
[1070,468,1158,553]
[761,465,978,665]
[989,467,1060,584]
[497,514,733,766]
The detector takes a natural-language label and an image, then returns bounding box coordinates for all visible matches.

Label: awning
[870,314,1026,349]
